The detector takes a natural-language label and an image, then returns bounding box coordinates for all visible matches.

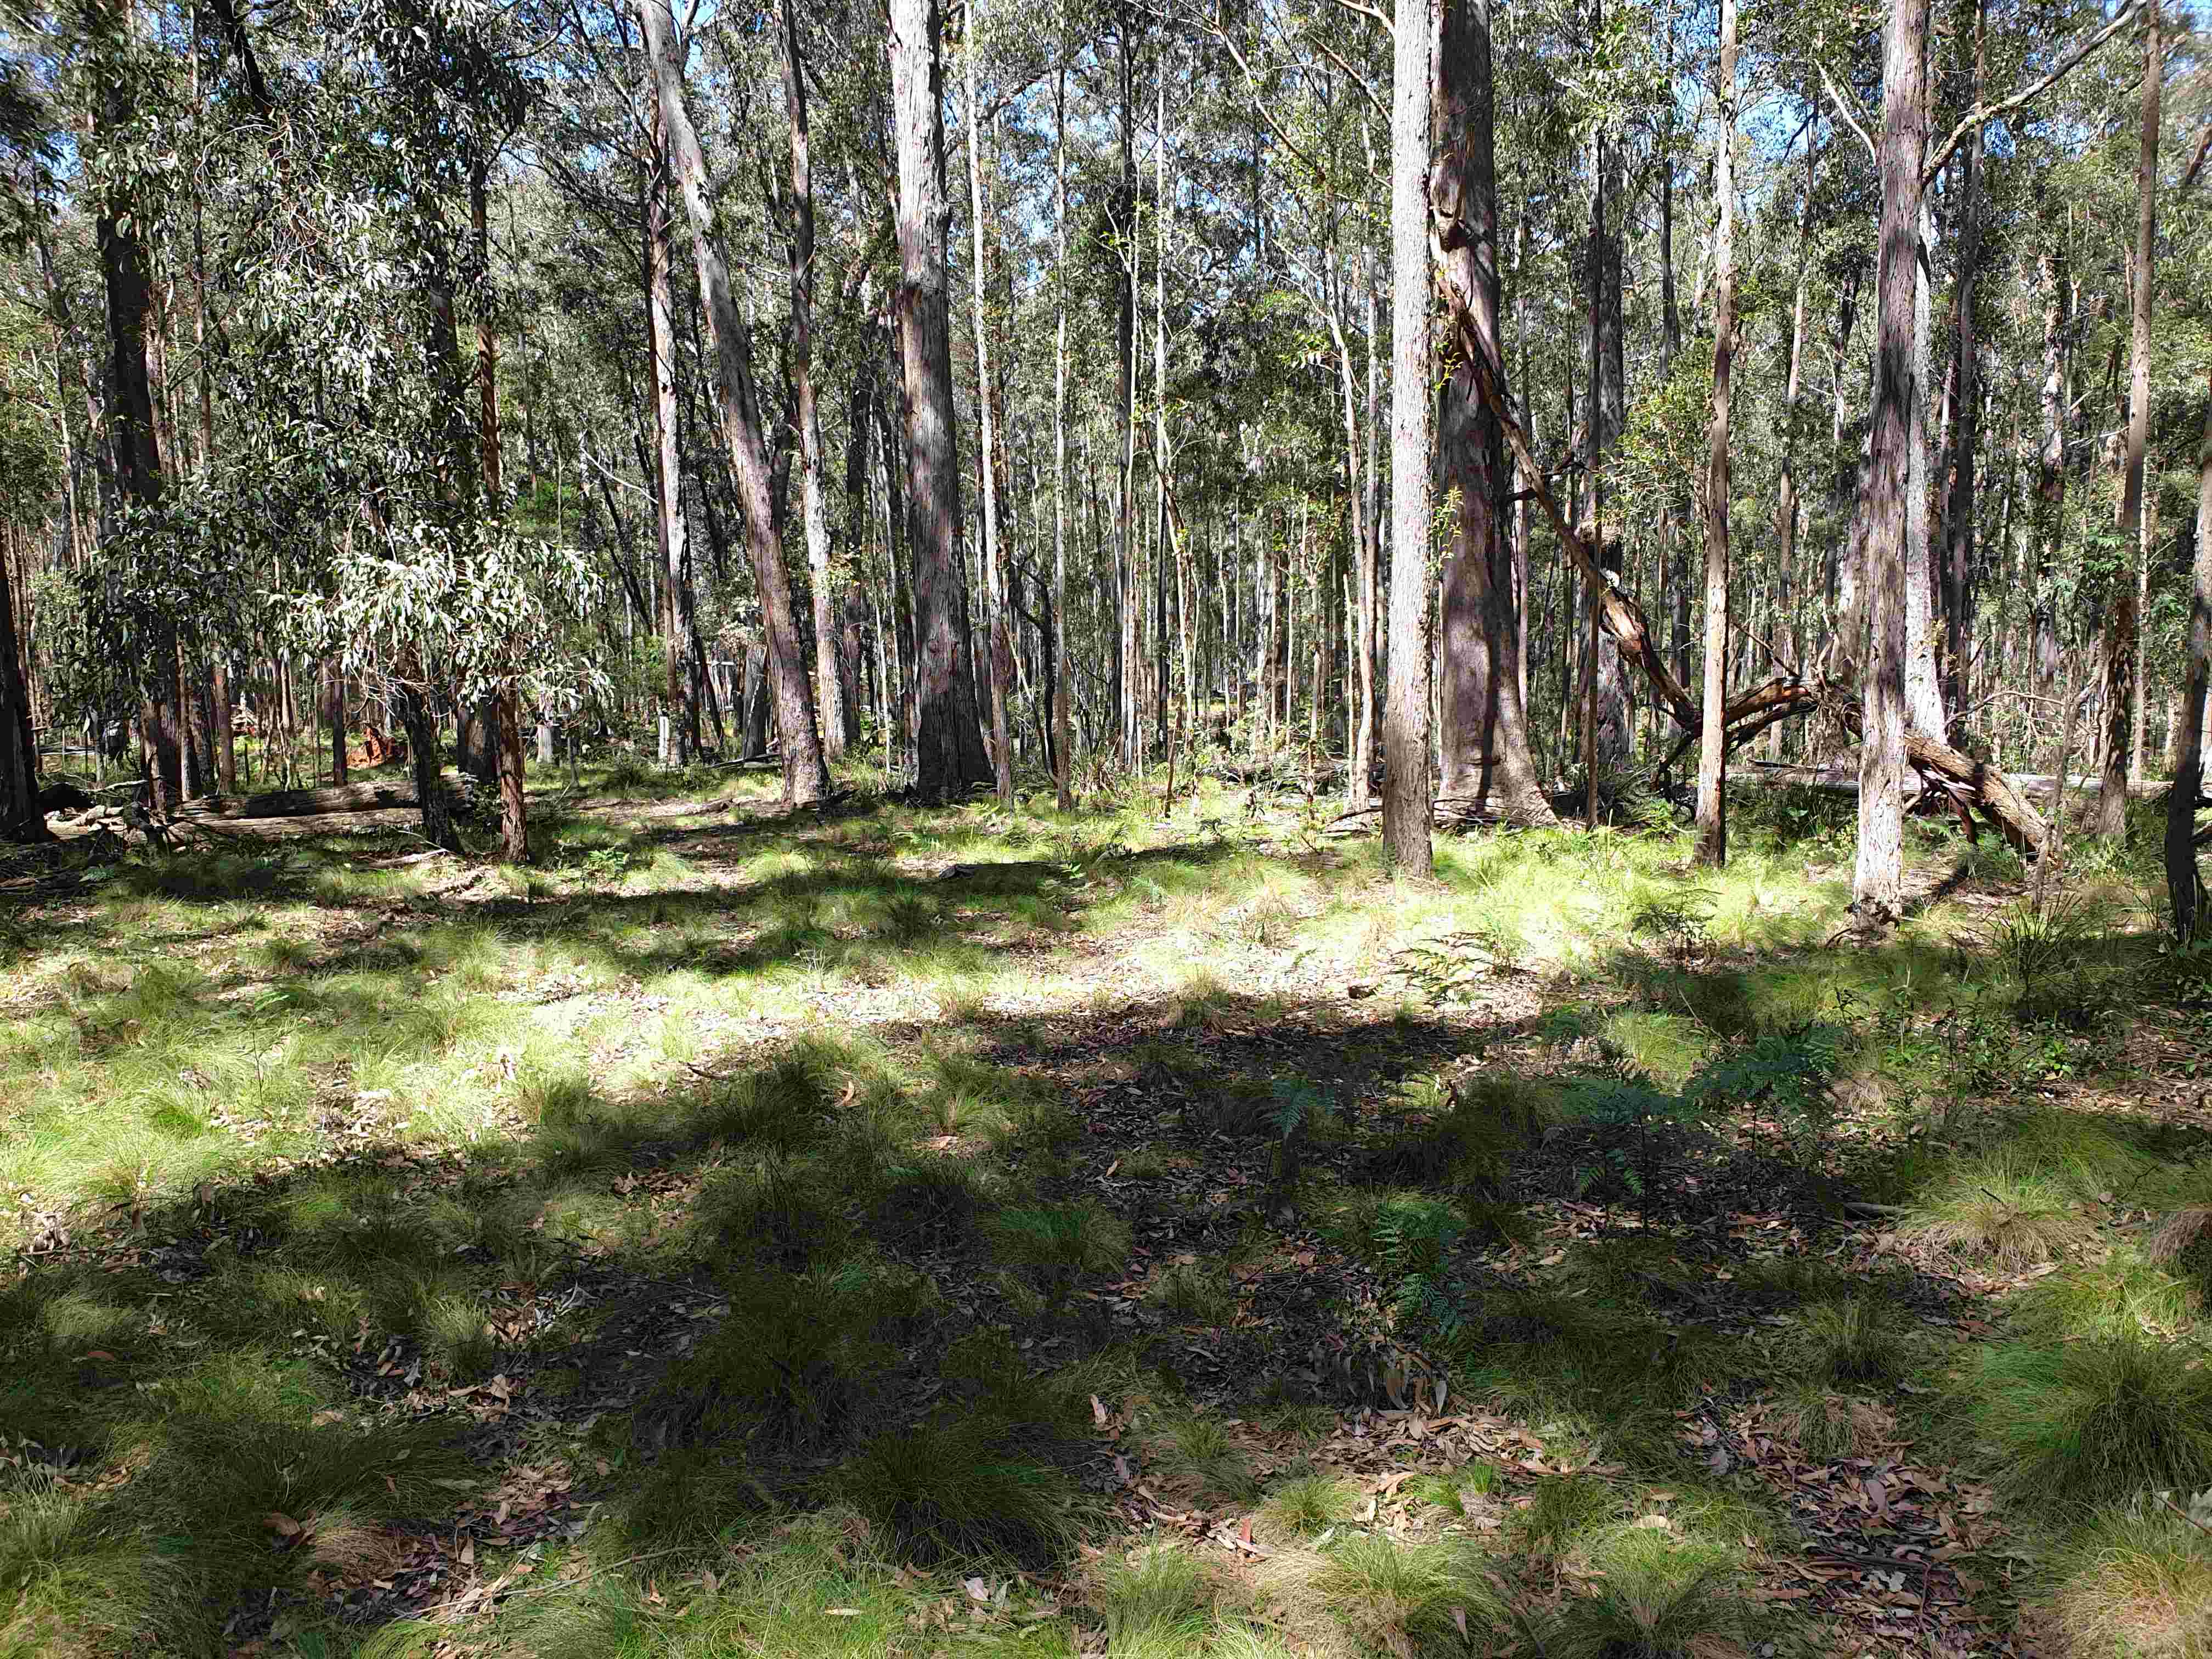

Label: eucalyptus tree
[639,0,829,804]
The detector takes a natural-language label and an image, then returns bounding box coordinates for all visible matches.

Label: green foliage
[1293,1534,1503,1655]
[1390,925,1523,1002]
[1086,1544,1213,1641]
[1792,1296,1911,1387]
[987,1203,1132,1318]
[1625,887,1716,962]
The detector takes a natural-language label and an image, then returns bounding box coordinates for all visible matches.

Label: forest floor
[3,761,2211,1659]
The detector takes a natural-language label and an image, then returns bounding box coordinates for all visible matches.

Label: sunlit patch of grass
[2009,1253,2199,1342]
[2049,1509,2212,1659]
[1972,1335,2212,1509]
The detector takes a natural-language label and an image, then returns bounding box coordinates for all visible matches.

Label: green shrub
[1085,1543,1213,1641]
[1284,1534,1502,1656]
[1793,1296,1911,1387]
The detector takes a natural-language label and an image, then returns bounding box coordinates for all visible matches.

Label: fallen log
[181,778,478,820]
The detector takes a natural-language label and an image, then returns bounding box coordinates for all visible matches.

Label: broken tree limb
[181,779,477,820]
[1463,340,2053,857]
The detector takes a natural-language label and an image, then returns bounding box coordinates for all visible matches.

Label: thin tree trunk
[1941,0,1986,730]
[1697,0,1737,869]
[2095,0,2159,838]
[643,91,693,768]
[1382,0,1435,873]
[640,0,828,803]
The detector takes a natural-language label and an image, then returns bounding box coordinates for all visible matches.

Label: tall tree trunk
[962,0,1015,804]
[1326,253,1375,808]
[93,0,176,816]
[1383,0,1435,874]
[1905,194,1944,738]
[644,93,693,769]
[1856,0,1929,924]
[1775,109,1815,663]
[2168,376,2212,936]
[0,541,44,841]
[325,663,348,787]
[1052,61,1074,810]
[1696,0,1737,869]
[473,160,527,862]
[783,0,847,765]
[1434,0,1551,827]
[2032,245,2067,691]
[639,0,828,803]
[888,0,989,797]
[1940,0,1986,730]
[2095,0,2159,838]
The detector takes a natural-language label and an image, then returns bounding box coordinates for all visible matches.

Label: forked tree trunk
[2095,0,2159,839]
[1381,0,1434,875]
[1696,0,1737,869]
[639,0,828,803]
[888,0,990,798]
[1855,0,1930,923]
[1434,0,1550,827]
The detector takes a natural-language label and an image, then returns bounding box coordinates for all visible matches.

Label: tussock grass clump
[1259,1470,1359,1537]
[2050,1509,2212,1659]
[695,1154,851,1269]
[1901,1156,2090,1266]
[1150,1415,1261,1504]
[1767,1385,1894,1464]
[1509,1474,1618,1561]
[1792,1296,1911,1386]
[0,1476,177,1654]
[1148,1262,1235,1324]
[656,1263,928,1449]
[1973,1335,2212,1508]
[1547,1522,1756,1659]
[988,1203,1131,1317]
[2148,1205,2212,1296]
[836,1415,1084,1565]
[1084,1542,1215,1641]
[870,1155,996,1248]
[1267,1534,1502,1657]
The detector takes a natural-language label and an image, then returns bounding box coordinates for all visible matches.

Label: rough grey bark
[2094,0,2158,838]
[888,0,990,797]
[1382,0,1435,874]
[1433,0,1551,827]
[639,0,828,803]
[782,0,847,764]
[1940,0,1987,729]
[1855,0,1929,924]
[1697,0,1737,870]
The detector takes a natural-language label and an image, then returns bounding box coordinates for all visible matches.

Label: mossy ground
[1,767,2204,1656]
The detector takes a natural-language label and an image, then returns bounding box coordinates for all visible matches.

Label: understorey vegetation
[0,770,2208,1656]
